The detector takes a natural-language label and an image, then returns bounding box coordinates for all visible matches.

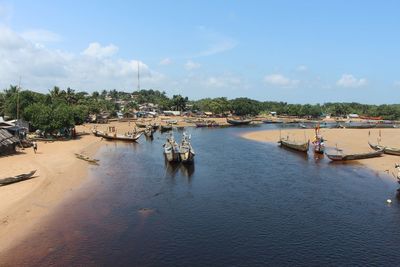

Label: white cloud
[296,65,308,72]
[82,42,118,58]
[206,74,241,88]
[159,57,172,65]
[336,74,367,88]
[0,26,164,92]
[21,29,62,44]
[264,74,299,88]
[185,60,201,70]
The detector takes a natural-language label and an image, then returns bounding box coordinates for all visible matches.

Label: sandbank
[242,128,400,178]
[0,125,101,254]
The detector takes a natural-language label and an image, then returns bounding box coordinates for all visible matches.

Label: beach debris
[0,170,37,186]
[74,153,99,165]
[387,199,392,204]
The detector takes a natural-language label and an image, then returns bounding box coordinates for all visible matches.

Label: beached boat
[325,149,383,161]
[368,142,400,156]
[164,135,180,162]
[0,170,37,186]
[135,122,147,128]
[338,123,376,129]
[93,130,142,142]
[179,133,195,164]
[278,138,310,152]
[227,118,252,126]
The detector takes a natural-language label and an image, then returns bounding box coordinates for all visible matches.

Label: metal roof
[0,129,19,146]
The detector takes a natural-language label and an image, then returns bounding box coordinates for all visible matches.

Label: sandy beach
[242,128,400,178]
[0,125,102,254]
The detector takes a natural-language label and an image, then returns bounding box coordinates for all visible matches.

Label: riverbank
[0,125,101,254]
[242,128,400,178]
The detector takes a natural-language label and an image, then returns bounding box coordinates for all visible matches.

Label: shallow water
[2,125,400,266]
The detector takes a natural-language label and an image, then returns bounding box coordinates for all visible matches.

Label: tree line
[1,86,399,135]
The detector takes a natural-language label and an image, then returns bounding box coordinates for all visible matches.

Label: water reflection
[164,159,195,179]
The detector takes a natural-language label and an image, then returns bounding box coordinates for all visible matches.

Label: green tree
[230,98,261,116]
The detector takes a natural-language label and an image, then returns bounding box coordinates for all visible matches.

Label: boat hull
[227,119,252,125]
[326,149,384,161]
[369,142,400,156]
[279,139,309,152]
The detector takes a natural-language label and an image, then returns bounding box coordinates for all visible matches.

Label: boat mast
[137,61,140,91]
[16,76,21,123]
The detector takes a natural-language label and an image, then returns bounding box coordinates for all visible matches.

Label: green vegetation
[1,86,399,135]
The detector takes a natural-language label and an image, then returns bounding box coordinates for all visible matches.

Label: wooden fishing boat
[0,170,37,186]
[339,123,376,129]
[74,153,99,165]
[135,122,147,128]
[93,130,142,142]
[144,127,154,138]
[179,133,195,164]
[325,149,383,161]
[151,123,160,130]
[226,118,252,126]
[263,119,284,124]
[160,125,173,132]
[369,142,400,156]
[163,135,180,162]
[278,139,310,152]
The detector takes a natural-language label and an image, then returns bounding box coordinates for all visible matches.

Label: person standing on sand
[33,141,38,154]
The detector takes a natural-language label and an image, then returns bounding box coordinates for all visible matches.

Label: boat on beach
[227,118,252,126]
[0,170,37,186]
[179,133,195,164]
[135,122,147,128]
[325,148,384,161]
[93,130,142,142]
[368,142,400,156]
[278,138,310,152]
[163,135,180,162]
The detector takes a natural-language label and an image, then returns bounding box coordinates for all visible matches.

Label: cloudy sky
[0,0,400,103]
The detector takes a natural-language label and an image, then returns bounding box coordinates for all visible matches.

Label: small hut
[0,129,20,155]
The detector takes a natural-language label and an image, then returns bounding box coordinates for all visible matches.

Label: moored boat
[93,130,142,142]
[325,149,383,161]
[278,138,310,152]
[163,135,180,162]
[160,125,173,132]
[227,118,252,126]
[144,125,154,138]
[312,124,325,154]
[179,133,195,164]
[368,142,400,156]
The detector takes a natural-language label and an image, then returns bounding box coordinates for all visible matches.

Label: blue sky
[0,0,399,103]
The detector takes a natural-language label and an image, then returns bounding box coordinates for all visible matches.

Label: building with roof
[0,129,20,155]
